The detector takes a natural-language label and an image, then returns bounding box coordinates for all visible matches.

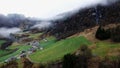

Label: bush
[95,25,120,42]
[62,45,92,68]
[75,45,92,68]
[62,54,77,68]
[80,45,92,59]
[95,26,111,40]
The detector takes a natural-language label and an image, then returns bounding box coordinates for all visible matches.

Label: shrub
[62,45,92,68]
[80,45,92,59]
[62,54,77,68]
[75,45,92,68]
[95,26,111,40]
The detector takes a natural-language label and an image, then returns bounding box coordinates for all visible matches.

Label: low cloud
[0,27,21,38]
[31,21,52,29]
[45,0,119,20]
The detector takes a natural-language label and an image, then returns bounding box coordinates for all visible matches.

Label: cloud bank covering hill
[0,0,118,19]
[0,0,119,38]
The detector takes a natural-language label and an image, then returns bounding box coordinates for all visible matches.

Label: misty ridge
[0,0,119,38]
[0,14,54,38]
[0,0,120,68]
[0,0,118,27]
[0,14,37,28]
[0,27,21,38]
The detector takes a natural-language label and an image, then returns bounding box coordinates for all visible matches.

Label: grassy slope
[0,40,6,46]
[0,50,10,57]
[29,33,42,39]
[29,35,120,63]
[0,40,12,59]
[0,33,42,62]
[0,40,8,57]
[39,36,56,49]
[29,36,91,63]
[92,41,120,60]
[0,32,120,63]
[0,45,32,62]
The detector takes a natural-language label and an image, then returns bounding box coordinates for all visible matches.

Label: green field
[0,34,120,63]
[29,33,42,39]
[0,45,32,62]
[29,36,91,63]
[0,50,9,57]
[0,40,8,57]
[0,49,15,57]
[92,41,120,60]
[39,36,56,49]
[0,40,6,46]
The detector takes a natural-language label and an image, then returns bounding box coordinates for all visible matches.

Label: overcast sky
[0,0,117,19]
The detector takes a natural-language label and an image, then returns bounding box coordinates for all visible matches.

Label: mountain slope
[29,36,91,63]
[49,1,120,40]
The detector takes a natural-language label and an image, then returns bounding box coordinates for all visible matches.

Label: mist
[50,0,119,20]
[31,21,52,29]
[35,0,119,29]
[0,0,119,38]
[0,27,21,38]
[0,14,38,28]
[0,0,118,20]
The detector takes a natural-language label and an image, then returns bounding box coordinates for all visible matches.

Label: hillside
[75,24,120,58]
[29,36,91,63]
[0,1,120,68]
[0,25,120,68]
[30,25,120,63]
[48,1,120,40]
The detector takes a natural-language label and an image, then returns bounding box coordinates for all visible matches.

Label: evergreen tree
[62,54,77,68]
[95,26,111,40]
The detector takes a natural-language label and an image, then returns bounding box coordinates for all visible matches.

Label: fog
[0,0,119,38]
[0,14,26,28]
[0,14,42,28]
[32,0,118,29]
[0,28,21,38]
[0,0,118,20]
[31,21,52,29]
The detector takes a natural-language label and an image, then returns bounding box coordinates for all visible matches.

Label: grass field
[0,35,120,63]
[29,36,91,63]
[0,40,6,46]
[0,45,32,62]
[0,40,8,56]
[39,36,56,49]
[29,33,42,39]
[0,49,15,57]
[0,50,10,57]
[92,41,120,60]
